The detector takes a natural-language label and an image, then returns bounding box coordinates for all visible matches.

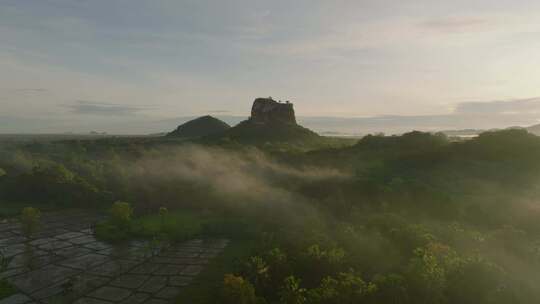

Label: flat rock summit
[167,97,319,143]
[223,97,319,143]
[250,97,296,125]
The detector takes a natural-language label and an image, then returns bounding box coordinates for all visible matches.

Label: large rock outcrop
[167,115,230,138]
[250,97,296,125]
[216,97,320,143]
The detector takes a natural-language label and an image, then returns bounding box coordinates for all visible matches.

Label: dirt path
[0,210,228,303]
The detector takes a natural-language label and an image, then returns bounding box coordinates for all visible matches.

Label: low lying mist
[126,145,348,208]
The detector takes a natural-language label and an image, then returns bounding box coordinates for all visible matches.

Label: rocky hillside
[218,97,320,143]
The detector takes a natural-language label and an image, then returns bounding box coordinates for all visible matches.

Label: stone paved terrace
[0,210,229,303]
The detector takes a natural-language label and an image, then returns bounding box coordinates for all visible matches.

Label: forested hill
[167,115,231,138]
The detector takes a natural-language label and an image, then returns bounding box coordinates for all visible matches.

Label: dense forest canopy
[1,129,540,303]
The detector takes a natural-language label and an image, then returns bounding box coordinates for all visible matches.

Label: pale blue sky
[2,0,540,133]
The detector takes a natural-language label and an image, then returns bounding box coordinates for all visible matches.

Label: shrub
[265,248,290,288]
[8,163,98,206]
[299,244,346,285]
[158,206,168,228]
[406,245,447,304]
[20,207,41,239]
[279,276,306,304]
[221,274,260,304]
[308,270,377,304]
[109,201,133,228]
[244,256,269,291]
[158,206,168,218]
[372,273,409,304]
[445,257,504,304]
[305,244,345,264]
[94,201,134,242]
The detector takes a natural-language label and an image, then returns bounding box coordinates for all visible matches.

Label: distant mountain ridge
[6,112,540,136]
[440,123,540,137]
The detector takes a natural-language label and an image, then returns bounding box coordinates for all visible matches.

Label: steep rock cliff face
[250,98,296,124]
[187,97,320,144]
[214,97,320,143]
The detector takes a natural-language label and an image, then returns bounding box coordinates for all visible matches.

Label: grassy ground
[176,239,257,304]
[94,210,204,242]
[130,210,208,240]
[96,209,255,243]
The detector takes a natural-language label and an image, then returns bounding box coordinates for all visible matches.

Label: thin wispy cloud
[421,17,489,33]
[10,88,48,92]
[3,88,50,96]
[64,101,151,116]
[2,1,540,133]
[454,98,540,115]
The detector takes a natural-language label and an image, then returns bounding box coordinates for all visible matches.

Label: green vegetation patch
[0,202,56,220]
[0,280,16,300]
[3,129,540,303]
[95,203,255,243]
[129,210,207,240]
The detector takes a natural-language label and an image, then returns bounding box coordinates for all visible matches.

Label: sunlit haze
[2,0,540,134]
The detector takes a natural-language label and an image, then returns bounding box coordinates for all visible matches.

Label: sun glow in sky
[2,0,540,133]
